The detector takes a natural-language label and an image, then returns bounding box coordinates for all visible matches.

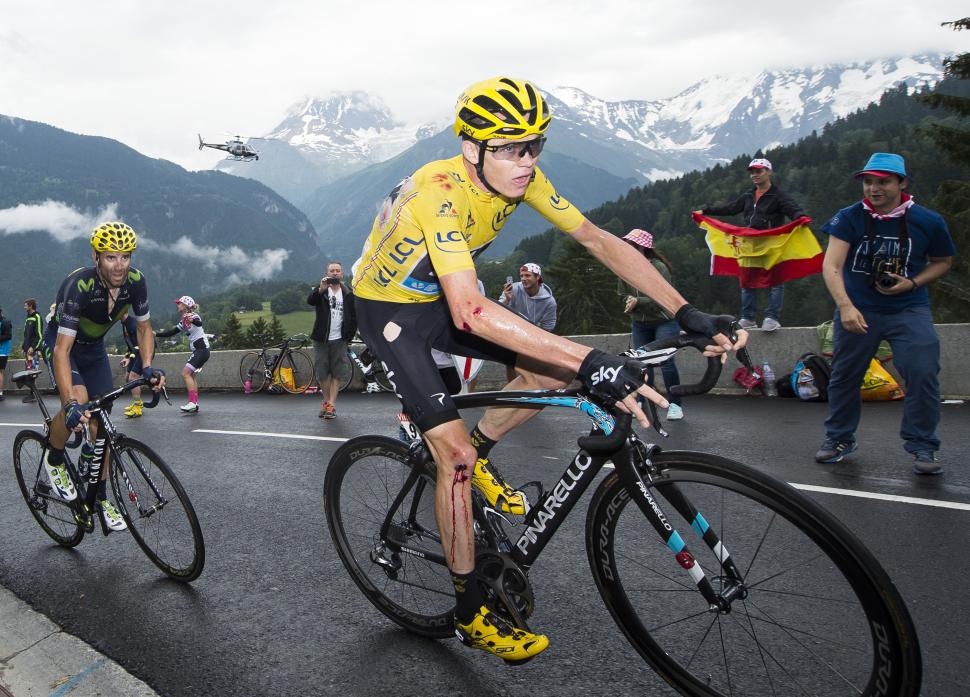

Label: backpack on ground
[791,352,831,401]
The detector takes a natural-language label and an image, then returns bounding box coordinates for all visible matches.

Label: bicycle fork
[616,442,745,612]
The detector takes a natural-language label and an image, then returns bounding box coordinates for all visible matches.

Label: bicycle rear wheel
[324,436,454,638]
[110,438,205,582]
[373,367,394,393]
[278,351,315,394]
[337,353,356,393]
[13,431,85,547]
[587,450,921,697]
[239,351,267,393]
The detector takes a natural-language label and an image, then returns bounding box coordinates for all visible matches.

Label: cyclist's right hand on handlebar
[142,366,166,391]
[674,304,748,355]
[63,400,88,431]
[578,349,667,427]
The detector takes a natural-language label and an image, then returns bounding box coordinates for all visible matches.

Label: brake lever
[161,386,172,406]
[644,396,669,438]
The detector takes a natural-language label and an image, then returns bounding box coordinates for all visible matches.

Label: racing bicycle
[324,333,921,696]
[339,343,394,394]
[11,369,206,582]
[240,333,315,394]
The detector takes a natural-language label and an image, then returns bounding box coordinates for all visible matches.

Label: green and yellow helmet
[454,77,551,141]
[90,221,138,253]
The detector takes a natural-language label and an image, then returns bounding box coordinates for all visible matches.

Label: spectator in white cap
[499,262,557,380]
[697,157,805,331]
[154,295,210,413]
[617,229,684,419]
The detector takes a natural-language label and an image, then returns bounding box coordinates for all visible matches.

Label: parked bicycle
[324,333,921,695]
[11,369,205,582]
[338,342,394,394]
[240,333,315,394]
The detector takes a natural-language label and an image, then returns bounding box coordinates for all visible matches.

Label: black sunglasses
[482,136,546,161]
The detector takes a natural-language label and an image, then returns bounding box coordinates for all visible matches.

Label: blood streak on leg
[450,463,469,561]
[461,322,472,332]
[472,306,483,317]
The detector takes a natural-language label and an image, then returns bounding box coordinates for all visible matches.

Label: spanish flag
[693,213,823,289]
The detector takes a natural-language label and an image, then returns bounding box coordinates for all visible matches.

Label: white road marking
[604,463,968,511]
[190,430,970,511]
[193,429,348,443]
[0,423,43,427]
[790,483,970,511]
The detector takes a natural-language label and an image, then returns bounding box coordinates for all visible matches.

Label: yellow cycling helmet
[91,221,138,253]
[454,77,551,141]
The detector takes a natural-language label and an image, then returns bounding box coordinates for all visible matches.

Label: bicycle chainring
[476,550,535,626]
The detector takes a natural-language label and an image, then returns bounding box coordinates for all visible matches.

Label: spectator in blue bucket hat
[815,152,956,474]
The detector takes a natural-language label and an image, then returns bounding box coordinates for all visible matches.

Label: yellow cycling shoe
[472,458,526,515]
[124,399,143,418]
[455,606,549,663]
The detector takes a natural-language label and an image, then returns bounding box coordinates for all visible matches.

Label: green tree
[545,237,628,335]
[221,312,245,349]
[245,317,270,348]
[267,314,287,344]
[234,289,264,312]
[919,18,970,321]
[270,287,304,315]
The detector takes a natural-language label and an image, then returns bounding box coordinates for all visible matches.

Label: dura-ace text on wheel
[324,436,455,638]
[111,438,205,581]
[587,450,922,697]
[13,430,85,547]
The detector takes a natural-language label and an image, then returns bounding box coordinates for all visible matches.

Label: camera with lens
[324,276,340,285]
[869,256,904,289]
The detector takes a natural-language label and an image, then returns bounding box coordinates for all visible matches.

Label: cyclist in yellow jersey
[352,77,747,663]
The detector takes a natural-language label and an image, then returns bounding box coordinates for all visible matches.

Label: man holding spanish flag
[695,158,814,331]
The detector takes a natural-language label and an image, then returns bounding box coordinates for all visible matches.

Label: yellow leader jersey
[352,155,585,303]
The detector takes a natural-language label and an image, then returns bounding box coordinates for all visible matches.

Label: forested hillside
[505,81,970,334]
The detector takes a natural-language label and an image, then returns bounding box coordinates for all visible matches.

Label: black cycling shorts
[42,326,113,398]
[356,297,517,431]
[186,339,210,372]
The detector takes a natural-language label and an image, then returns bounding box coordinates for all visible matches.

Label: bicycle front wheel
[587,450,921,697]
[324,436,454,638]
[279,351,315,394]
[239,351,267,393]
[110,438,205,582]
[13,430,85,547]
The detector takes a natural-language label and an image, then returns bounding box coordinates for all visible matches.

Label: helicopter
[198,134,262,162]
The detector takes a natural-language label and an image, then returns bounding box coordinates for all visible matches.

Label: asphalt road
[0,391,967,696]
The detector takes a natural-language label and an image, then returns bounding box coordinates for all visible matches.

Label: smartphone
[506,276,513,285]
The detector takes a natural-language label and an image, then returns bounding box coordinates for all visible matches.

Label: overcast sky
[1,0,965,171]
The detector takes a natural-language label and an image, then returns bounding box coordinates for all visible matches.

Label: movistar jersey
[353,155,585,303]
[52,267,150,344]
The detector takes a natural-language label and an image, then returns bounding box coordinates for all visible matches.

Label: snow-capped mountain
[548,54,943,176]
[217,53,944,211]
[215,92,445,205]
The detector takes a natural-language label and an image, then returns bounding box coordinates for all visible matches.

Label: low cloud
[0,200,119,241]
[0,200,290,283]
[163,236,289,281]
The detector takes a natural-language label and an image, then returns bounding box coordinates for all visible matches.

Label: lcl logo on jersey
[549,191,570,210]
[491,203,519,231]
[434,230,467,253]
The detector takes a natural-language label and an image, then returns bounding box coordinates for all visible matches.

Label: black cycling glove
[675,304,736,340]
[578,349,645,406]
[63,400,85,430]
[142,366,165,384]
